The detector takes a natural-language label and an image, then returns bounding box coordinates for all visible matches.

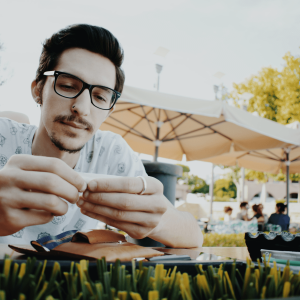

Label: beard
[49,114,93,154]
[49,133,85,154]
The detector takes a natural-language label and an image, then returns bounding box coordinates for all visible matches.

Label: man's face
[37,48,116,153]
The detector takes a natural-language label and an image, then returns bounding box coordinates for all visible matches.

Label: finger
[80,209,151,239]
[81,192,167,214]
[78,201,161,227]
[15,170,80,204]
[9,154,86,192]
[12,190,68,215]
[11,209,54,228]
[87,176,163,195]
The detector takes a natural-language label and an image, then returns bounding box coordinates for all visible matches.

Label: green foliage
[214,179,237,199]
[177,167,209,194]
[0,255,299,299]
[176,164,190,173]
[245,169,268,183]
[203,232,246,247]
[231,52,300,125]
[192,183,209,194]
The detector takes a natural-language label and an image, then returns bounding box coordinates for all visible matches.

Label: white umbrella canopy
[101,86,300,161]
[201,147,300,174]
[202,138,300,217]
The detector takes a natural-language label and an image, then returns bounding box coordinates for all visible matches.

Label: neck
[32,125,81,169]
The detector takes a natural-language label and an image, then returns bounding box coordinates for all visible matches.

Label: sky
[0,0,299,182]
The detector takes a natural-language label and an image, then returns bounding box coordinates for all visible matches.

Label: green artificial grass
[0,253,298,299]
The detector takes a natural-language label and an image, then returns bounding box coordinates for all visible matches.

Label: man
[0,24,202,248]
[236,202,251,221]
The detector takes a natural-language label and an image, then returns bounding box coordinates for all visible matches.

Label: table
[0,244,250,261]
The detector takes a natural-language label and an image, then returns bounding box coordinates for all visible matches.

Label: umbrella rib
[187,117,232,140]
[108,116,153,141]
[122,107,155,139]
[160,114,191,140]
[249,151,281,161]
[140,105,156,139]
[113,104,141,112]
[103,122,153,141]
[128,110,155,123]
[163,109,185,153]
[290,155,300,162]
[163,131,218,142]
[266,149,283,160]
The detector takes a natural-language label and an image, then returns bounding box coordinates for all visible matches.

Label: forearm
[148,206,203,248]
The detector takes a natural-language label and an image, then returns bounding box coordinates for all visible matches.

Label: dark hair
[35,24,125,97]
[224,206,233,213]
[240,201,248,209]
[252,204,262,215]
[276,202,286,214]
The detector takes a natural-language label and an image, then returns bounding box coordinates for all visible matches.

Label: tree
[231,52,300,124]
[176,164,209,193]
[214,178,237,199]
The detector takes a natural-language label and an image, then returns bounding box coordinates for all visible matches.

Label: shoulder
[0,112,30,124]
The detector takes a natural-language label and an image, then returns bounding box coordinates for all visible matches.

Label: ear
[31,80,41,104]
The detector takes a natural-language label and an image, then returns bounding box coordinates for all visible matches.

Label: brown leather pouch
[9,230,164,262]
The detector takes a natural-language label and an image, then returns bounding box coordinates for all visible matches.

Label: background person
[268,203,290,231]
[224,206,233,222]
[258,203,269,224]
[252,204,264,231]
[236,202,251,221]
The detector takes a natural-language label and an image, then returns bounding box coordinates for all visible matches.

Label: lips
[61,121,87,130]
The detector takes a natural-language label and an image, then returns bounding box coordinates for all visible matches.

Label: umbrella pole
[285,148,290,217]
[209,164,214,221]
[154,145,159,162]
[153,121,163,162]
[241,167,245,202]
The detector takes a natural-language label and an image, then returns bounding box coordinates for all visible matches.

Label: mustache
[53,115,93,131]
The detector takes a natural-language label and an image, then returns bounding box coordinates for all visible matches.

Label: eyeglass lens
[55,73,116,109]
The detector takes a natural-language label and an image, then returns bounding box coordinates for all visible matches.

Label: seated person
[0,24,202,248]
[268,203,290,231]
[251,204,264,231]
[236,202,251,221]
[223,206,233,222]
[258,203,269,224]
[0,111,30,124]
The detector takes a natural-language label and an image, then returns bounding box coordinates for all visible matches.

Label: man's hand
[77,176,169,239]
[0,154,86,236]
[77,176,203,248]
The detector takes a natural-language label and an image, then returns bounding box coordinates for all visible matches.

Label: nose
[71,88,91,116]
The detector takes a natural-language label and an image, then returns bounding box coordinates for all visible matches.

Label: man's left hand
[76,176,169,239]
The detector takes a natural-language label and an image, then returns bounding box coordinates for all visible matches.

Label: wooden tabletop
[0,244,250,261]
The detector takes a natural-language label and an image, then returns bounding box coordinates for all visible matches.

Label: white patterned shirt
[0,117,147,244]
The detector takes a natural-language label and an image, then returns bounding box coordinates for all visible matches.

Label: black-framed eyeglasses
[43,70,121,110]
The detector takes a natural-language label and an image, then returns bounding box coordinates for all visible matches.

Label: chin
[50,134,85,154]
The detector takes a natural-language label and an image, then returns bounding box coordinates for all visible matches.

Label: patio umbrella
[201,142,300,216]
[101,86,300,161]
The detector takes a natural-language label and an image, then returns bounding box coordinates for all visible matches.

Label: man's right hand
[0,154,87,237]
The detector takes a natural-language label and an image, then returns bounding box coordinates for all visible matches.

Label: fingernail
[80,182,87,192]
[81,209,86,214]
[77,199,84,206]
[83,191,89,199]
[88,180,97,191]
